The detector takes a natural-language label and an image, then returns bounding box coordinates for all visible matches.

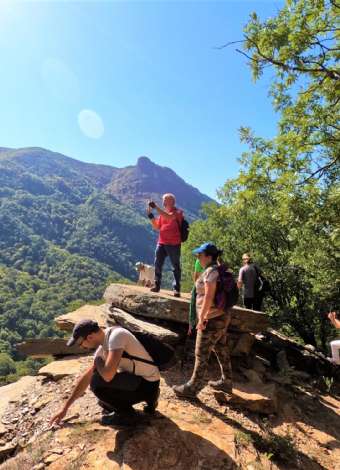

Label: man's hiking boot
[208,379,233,394]
[101,409,138,427]
[172,384,197,399]
[143,388,160,414]
[98,400,116,415]
[173,291,181,298]
[150,285,160,293]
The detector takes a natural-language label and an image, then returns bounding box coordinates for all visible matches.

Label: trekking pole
[180,335,189,372]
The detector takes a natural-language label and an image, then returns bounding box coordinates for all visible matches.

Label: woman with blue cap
[173,242,233,398]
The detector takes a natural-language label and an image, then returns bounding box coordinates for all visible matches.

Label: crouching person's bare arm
[49,364,94,426]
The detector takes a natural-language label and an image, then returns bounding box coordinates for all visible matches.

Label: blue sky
[0,1,283,198]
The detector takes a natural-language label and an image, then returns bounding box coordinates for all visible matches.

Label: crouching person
[50,320,160,427]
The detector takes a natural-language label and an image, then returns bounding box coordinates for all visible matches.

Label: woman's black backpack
[214,265,239,310]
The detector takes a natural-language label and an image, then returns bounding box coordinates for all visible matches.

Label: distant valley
[0,147,213,367]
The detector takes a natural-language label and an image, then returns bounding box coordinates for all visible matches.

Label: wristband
[147,213,154,220]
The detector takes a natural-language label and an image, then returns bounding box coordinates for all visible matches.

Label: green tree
[183,0,339,349]
[0,353,16,376]
[238,0,339,183]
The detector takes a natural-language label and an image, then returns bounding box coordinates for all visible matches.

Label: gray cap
[66,319,99,347]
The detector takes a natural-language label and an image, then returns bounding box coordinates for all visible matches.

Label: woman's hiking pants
[186,313,233,393]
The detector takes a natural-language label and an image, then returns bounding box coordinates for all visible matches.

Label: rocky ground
[0,347,339,470]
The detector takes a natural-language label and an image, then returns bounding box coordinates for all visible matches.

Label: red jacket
[156,208,183,245]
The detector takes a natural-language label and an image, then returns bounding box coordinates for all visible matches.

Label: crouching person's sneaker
[172,384,197,399]
[143,388,160,415]
[208,379,233,394]
[101,408,138,426]
[98,400,116,415]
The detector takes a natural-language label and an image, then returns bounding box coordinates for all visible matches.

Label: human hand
[328,311,337,322]
[196,319,207,331]
[149,200,156,209]
[49,408,67,427]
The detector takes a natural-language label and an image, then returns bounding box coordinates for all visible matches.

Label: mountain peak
[136,156,155,172]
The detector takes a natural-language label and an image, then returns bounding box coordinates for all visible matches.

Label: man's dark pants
[154,243,181,292]
[90,370,160,413]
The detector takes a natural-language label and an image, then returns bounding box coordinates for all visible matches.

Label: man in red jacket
[147,193,183,297]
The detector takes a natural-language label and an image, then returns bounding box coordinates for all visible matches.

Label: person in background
[327,311,340,365]
[147,193,183,297]
[173,242,233,398]
[237,253,262,311]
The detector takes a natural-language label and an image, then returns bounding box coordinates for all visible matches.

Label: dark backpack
[180,218,190,242]
[176,216,190,242]
[254,265,270,296]
[214,265,239,310]
[110,326,176,371]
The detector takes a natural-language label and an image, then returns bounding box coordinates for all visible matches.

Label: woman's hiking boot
[172,384,197,399]
[208,379,233,394]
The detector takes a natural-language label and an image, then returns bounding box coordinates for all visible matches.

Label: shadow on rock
[195,399,326,470]
[107,413,237,470]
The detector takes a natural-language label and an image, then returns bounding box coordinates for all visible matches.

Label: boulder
[16,339,87,358]
[231,333,255,356]
[254,329,340,379]
[242,369,264,385]
[104,284,189,324]
[216,382,278,414]
[104,283,270,333]
[55,304,108,331]
[106,306,180,344]
[38,357,84,380]
[0,376,37,441]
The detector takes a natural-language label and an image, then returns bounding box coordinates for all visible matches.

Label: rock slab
[38,357,85,380]
[55,304,108,331]
[104,283,270,333]
[106,306,180,344]
[16,339,87,358]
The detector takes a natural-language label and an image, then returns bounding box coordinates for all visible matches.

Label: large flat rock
[55,304,109,331]
[216,382,278,415]
[38,357,85,380]
[16,338,88,358]
[106,306,180,344]
[104,283,189,324]
[104,283,270,333]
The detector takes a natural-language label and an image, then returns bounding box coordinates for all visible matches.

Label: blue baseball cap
[192,242,220,256]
